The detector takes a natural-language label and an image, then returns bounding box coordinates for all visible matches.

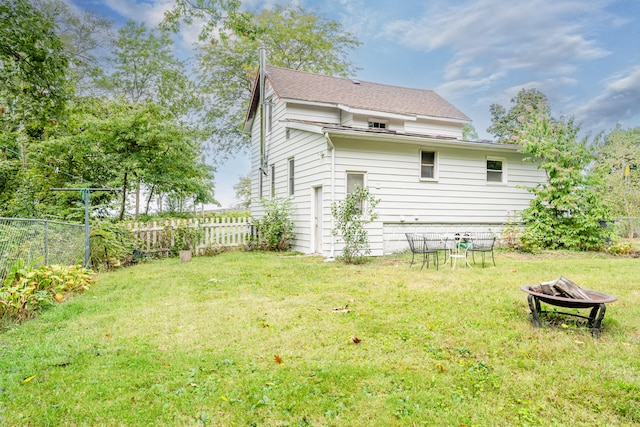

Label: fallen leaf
[220,396,228,401]
[436,364,446,373]
[350,335,361,344]
[262,323,270,328]
[23,375,36,383]
[54,293,64,302]
[332,304,349,313]
[274,354,284,365]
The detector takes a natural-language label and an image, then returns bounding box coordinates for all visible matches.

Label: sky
[69,0,640,208]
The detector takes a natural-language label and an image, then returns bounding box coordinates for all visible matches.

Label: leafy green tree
[164,3,360,157]
[22,98,214,221]
[595,125,640,236]
[488,88,550,144]
[331,187,380,264]
[233,174,251,209]
[99,21,201,118]
[462,123,480,141]
[518,114,612,250]
[38,0,114,95]
[0,0,70,128]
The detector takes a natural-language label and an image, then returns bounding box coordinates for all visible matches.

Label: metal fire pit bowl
[521,285,617,337]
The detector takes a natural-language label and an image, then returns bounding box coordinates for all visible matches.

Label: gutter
[324,132,336,260]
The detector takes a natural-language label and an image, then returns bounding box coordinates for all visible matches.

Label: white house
[244,62,546,258]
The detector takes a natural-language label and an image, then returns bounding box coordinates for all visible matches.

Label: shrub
[331,187,380,264]
[90,220,140,269]
[0,259,96,323]
[252,198,294,251]
[605,241,634,256]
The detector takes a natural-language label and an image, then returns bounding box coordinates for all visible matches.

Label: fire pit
[521,280,617,337]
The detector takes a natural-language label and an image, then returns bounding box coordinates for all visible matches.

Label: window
[420,150,437,179]
[486,158,504,183]
[288,158,295,196]
[346,172,365,213]
[368,120,387,129]
[270,164,276,197]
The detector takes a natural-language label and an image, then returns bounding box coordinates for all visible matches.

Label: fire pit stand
[521,285,617,337]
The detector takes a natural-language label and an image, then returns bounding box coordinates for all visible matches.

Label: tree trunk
[145,184,156,216]
[119,171,128,221]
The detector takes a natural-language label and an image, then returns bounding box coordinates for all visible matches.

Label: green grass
[1,250,639,426]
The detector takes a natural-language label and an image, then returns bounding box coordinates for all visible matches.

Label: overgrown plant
[518,114,613,250]
[0,259,96,323]
[331,186,380,264]
[90,220,140,269]
[252,198,294,251]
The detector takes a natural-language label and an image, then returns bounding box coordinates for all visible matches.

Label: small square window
[420,151,436,179]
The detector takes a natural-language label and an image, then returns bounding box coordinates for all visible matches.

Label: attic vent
[352,79,361,85]
[368,120,387,129]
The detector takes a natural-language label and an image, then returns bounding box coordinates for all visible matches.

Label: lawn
[1,250,639,426]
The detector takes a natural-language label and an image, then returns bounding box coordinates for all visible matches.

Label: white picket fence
[126,217,252,256]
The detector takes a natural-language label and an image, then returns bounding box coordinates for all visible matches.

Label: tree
[165,3,361,158]
[0,0,70,137]
[595,125,640,236]
[462,123,479,141]
[518,114,612,250]
[233,174,251,209]
[19,98,215,221]
[38,0,114,96]
[488,88,550,144]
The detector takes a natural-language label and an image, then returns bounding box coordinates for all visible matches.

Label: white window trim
[419,150,439,181]
[486,156,507,185]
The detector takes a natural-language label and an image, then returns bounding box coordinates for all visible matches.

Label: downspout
[259,46,266,178]
[324,132,336,260]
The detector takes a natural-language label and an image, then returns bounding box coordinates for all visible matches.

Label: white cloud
[575,66,640,129]
[384,0,611,87]
[103,0,174,27]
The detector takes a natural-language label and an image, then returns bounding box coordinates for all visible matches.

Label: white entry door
[314,187,323,253]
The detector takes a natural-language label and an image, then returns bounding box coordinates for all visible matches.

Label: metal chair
[467,232,497,267]
[423,233,449,269]
[405,233,440,270]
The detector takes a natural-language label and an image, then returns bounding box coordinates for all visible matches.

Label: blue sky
[69,0,640,207]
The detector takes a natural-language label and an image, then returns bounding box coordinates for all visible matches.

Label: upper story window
[368,119,387,129]
[487,158,505,183]
[420,150,438,180]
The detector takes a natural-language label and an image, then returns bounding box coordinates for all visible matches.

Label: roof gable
[264,66,471,122]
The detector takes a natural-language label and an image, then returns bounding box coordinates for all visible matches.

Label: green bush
[252,198,294,251]
[0,259,96,323]
[90,220,140,269]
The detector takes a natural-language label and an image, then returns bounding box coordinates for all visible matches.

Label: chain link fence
[0,218,85,278]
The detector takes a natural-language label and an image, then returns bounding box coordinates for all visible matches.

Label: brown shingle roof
[266,65,470,122]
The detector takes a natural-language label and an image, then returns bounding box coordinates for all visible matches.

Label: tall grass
[0,251,638,426]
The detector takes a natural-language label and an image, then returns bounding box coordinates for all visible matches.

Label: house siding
[247,67,548,259]
[328,137,545,254]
